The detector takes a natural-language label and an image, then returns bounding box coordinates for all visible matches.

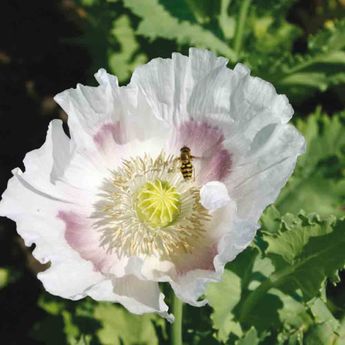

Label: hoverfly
[178,146,195,181]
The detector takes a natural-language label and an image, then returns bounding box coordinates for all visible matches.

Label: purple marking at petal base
[58,210,113,272]
[171,121,232,183]
[201,148,232,182]
[93,122,124,149]
[175,243,217,275]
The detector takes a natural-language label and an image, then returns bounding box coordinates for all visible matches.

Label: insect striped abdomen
[181,162,193,179]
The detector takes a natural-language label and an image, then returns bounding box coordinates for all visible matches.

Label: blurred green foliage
[31,295,166,345]
[206,213,345,344]
[1,0,345,344]
[75,0,345,109]
[277,111,345,216]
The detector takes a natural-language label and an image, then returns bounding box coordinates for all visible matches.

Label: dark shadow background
[0,1,90,343]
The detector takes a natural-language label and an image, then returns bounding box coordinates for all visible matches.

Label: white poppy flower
[0,48,305,321]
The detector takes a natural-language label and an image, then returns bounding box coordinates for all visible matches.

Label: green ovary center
[136,179,181,228]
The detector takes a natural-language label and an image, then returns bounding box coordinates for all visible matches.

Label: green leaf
[277,111,345,217]
[251,15,299,55]
[234,327,259,345]
[269,19,345,97]
[0,267,10,288]
[218,0,235,40]
[206,210,345,344]
[308,298,338,326]
[302,297,345,345]
[94,303,161,345]
[265,214,345,299]
[74,0,146,83]
[309,19,345,53]
[237,254,282,333]
[35,295,163,345]
[123,0,236,60]
[108,15,147,82]
[185,0,220,24]
[260,206,282,235]
[72,1,118,80]
[253,0,297,16]
[274,289,312,331]
[206,270,242,342]
[335,317,345,345]
[38,295,66,315]
[304,321,344,345]
[239,0,300,72]
[228,247,260,290]
[242,292,283,332]
[70,336,92,345]
[240,213,345,322]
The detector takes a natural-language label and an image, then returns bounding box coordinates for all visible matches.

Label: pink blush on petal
[170,121,232,183]
[175,243,218,275]
[93,122,124,149]
[200,148,232,183]
[58,210,114,272]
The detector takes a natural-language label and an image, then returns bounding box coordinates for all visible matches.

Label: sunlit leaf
[264,214,345,299]
[218,0,235,40]
[206,270,242,342]
[109,15,147,82]
[269,19,345,97]
[94,303,161,345]
[70,335,92,345]
[123,0,236,60]
[234,327,259,345]
[260,206,282,235]
[277,112,345,217]
[0,268,10,289]
[304,321,345,345]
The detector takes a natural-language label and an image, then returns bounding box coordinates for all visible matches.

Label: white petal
[129,50,292,133]
[170,270,218,307]
[113,276,173,321]
[130,48,228,123]
[167,201,238,306]
[168,214,258,306]
[213,217,259,274]
[200,181,231,211]
[88,276,173,321]
[38,260,103,300]
[20,120,72,195]
[225,123,305,220]
[0,121,103,299]
[0,121,72,245]
[54,69,122,147]
[54,69,168,149]
[230,64,294,131]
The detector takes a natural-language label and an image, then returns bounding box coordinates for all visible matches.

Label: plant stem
[239,277,274,322]
[233,0,252,59]
[239,265,293,322]
[171,295,183,345]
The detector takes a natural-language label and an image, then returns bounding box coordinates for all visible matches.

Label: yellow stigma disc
[136,179,181,228]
